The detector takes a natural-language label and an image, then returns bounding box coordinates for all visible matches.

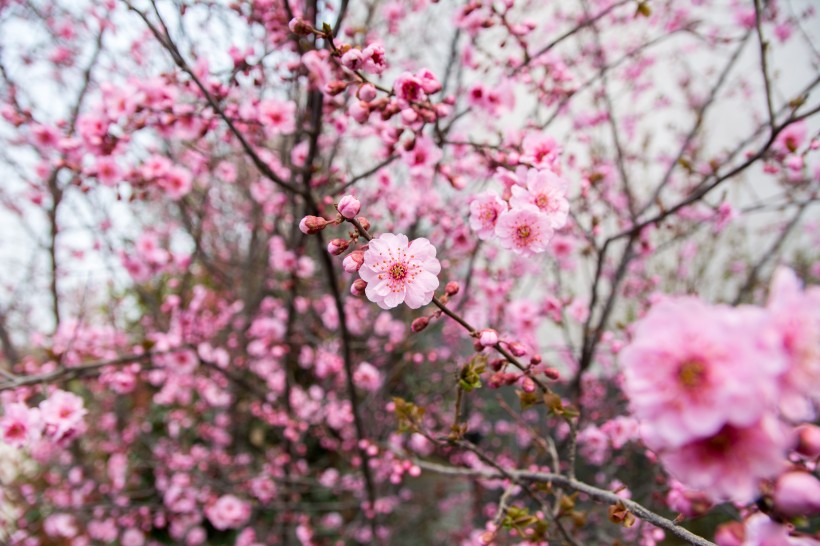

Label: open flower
[358,233,440,309]
[509,168,569,229]
[495,205,553,256]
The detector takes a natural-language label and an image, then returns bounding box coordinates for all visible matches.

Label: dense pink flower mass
[1,0,819,544]
[358,233,441,309]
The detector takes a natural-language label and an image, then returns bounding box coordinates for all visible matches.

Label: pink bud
[299,215,328,234]
[325,81,349,96]
[773,471,820,517]
[445,281,459,296]
[349,101,370,124]
[327,238,349,255]
[508,342,527,357]
[351,279,367,296]
[357,217,371,232]
[337,195,361,219]
[342,249,365,272]
[521,377,536,393]
[357,83,377,102]
[795,424,820,458]
[543,368,561,381]
[411,317,429,333]
[288,18,313,35]
[478,329,498,347]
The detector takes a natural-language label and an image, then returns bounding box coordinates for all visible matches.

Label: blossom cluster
[620,267,820,508]
[1,389,87,452]
[469,166,569,256]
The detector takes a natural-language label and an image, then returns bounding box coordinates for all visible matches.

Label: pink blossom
[659,418,788,503]
[358,233,440,309]
[774,121,807,154]
[205,494,251,530]
[393,72,426,107]
[494,205,553,256]
[520,134,561,171]
[509,168,570,229]
[740,513,819,546]
[39,390,87,443]
[766,266,820,420]
[469,191,507,240]
[258,98,296,134]
[337,195,361,219]
[620,297,786,449]
[361,43,386,75]
[353,362,383,392]
[478,329,499,347]
[1,403,41,448]
[773,471,820,517]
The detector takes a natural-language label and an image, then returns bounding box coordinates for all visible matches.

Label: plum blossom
[620,297,786,450]
[494,205,553,256]
[659,417,789,504]
[0,403,41,448]
[205,494,251,530]
[469,191,506,240]
[39,390,87,444]
[358,233,440,309]
[353,362,383,392]
[509,168,570,229]
[258,98,296,134]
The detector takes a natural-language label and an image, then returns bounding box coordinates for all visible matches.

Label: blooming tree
[0,0,818,545]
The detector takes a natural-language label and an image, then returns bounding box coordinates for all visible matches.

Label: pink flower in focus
[660,418,788,504]
[509,168,570,229]
[206,494,251,530]
[358,233,440,309]
[469,191,507,240]
[495,205,553,256]
[620,297,786,449]
[39,390,87,443]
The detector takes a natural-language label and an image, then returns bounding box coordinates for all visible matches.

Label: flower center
[389,263,407,281]
[677,359,706,389]
[535,194,550,209]
[516,225,531,241]
[480,206,497,223]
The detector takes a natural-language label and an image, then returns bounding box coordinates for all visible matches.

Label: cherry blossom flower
[494,205,553,256]
[1,403,41,448]
[358,233,440,310]
[659,417,788,504]
[509,168,570,229]
[258,98,296,134]
[206,494,251,530]
[620,297,786,449]
[39,390,87,444]
[469,191,507,240]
